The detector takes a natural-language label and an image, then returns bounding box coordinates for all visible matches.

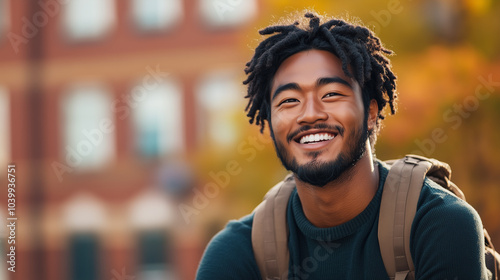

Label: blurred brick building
[0,0,262,279]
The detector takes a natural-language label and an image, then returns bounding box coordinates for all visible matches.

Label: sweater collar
[289,160,389,242]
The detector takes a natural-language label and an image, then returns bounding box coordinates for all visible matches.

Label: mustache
[286,123,344,143]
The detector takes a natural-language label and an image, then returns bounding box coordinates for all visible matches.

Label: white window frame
[131,78,184,158]
[62,0,116,41]
[131,0,183,32]
[196,71,244,147]
[198,0,257,28]
[61,84,115,170]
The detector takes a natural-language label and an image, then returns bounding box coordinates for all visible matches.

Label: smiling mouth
[298,133,336,144]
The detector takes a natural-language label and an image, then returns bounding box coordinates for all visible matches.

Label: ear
[367,99,378,131]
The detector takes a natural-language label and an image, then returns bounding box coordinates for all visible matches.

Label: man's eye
[323,92,342,98]
[278,98,299,106]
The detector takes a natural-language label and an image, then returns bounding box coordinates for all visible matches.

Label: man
[197,12,489,279]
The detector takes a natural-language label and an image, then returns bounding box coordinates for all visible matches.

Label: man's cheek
[271,112,289,130]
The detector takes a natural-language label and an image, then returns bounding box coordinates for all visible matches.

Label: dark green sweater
[197,163,489,279]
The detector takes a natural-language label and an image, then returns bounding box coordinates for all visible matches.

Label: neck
[294,147,379,228]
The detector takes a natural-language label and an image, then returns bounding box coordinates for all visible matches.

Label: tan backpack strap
[252,174,295,280]
[379,156,433,280]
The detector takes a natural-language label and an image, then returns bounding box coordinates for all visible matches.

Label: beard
[271,120,369,187]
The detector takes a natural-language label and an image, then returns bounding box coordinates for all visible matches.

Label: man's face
[269,49,371,187]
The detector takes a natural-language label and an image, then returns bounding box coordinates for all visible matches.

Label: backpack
[251,155,500,280]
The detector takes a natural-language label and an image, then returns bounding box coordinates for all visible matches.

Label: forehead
[271,49,352,93]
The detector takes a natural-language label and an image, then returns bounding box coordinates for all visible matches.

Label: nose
[296,96,328,124]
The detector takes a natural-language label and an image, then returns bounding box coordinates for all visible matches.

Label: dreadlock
[243,11,397,148]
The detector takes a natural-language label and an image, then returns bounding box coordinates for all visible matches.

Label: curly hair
[243,11,397,148]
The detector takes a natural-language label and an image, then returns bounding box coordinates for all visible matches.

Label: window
[131,0,183,32]
[61,85,115,170]
[69,234,99,280]
[63,194,107,232]
[62,0,115,41]
[137,230,176,280]
[0,87,9,168]
[131,80,183,158]
[63,195,106,280]
[199,0,257,28]
[196,72,244,147]
[129,190,175,229]
[129,191,177,279]
[0,0,9,40]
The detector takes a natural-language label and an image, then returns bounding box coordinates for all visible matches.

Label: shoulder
[411,178,488,279]
[196,213,261,280]
[415,178,482,229]
[413,178,484,252]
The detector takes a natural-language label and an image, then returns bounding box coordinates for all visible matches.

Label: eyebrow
[271,83,301,101]
[271,76,352,101]
[316,77,352,88]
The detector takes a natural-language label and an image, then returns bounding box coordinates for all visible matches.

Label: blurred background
[0,0,499,279]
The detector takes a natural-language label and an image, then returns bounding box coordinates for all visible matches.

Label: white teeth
[299,133,334,144]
